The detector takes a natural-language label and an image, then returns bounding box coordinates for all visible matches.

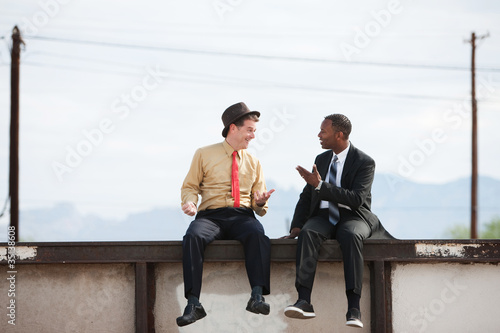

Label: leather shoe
[176,304,206,327]
[246,294,270,315]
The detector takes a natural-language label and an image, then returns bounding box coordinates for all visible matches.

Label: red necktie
[232,151,240,207]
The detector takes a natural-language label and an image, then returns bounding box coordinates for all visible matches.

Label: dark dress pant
[182,207,271,299]
[295,209,371,296]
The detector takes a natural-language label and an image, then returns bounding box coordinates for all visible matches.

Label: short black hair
[324,114,351,139]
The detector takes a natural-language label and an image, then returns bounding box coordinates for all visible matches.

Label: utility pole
[10,26,24,242]
[466,31,489,239]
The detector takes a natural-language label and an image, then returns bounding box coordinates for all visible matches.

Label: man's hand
[254,189,276,207]
[182,202,197,216]
[296,164,321,188]
[280,227,301,239]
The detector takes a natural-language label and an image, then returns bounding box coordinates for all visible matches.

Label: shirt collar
[333,142,350,164]
[222,140,240,157]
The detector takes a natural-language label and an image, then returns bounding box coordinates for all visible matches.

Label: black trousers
[182,207,271,299]
[295,209,371,296]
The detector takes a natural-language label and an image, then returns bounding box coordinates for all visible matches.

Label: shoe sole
[176,311,206,327]
[346,319,363,328]
[284,306,316,319]
[177,318,195,327]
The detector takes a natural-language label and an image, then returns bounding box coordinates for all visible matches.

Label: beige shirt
[181,140,268,216]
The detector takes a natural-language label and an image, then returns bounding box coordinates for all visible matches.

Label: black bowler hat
[221,102,260,137]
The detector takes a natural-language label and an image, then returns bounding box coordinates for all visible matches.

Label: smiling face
[226,119,257,150]
[318,118,347,153]
[318,118,337,149]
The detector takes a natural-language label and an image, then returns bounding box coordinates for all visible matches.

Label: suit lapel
[341,144,356,186]
[318,150,333,179]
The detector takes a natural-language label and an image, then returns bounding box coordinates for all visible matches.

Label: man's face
[318,118,339,150]
[230,119,257,150]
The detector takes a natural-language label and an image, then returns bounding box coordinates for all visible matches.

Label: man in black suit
[282,114,393,328]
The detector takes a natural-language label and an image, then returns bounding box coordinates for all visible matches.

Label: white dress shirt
[319,143,350,209]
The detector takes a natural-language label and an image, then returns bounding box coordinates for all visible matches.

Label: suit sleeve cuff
[315,180,323,191]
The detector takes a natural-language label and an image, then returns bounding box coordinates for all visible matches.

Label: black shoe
[284,299,316,319]
[246,294,270,315]
[176,304,206,327]
[346,308,363,328]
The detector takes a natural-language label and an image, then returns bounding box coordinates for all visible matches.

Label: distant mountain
[371,174,500,239]
[1,174,499,242]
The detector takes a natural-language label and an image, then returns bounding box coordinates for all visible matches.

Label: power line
[26,35,500,72]
[21,50,500,103]
[0,196,9,219]
[24,50,142,69]
[24,60,488,103]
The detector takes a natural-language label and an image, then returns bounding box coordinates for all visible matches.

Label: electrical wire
[0,196,9,219]
[24,59,488,103]
[25,35,500,73]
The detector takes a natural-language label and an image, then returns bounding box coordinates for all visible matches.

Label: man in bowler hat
[282,114,393,328]
[177,102,275,327]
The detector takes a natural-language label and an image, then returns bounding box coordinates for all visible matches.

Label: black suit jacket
[290,143,394,239]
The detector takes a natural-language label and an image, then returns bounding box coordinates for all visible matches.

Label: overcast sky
[0,0,499,220]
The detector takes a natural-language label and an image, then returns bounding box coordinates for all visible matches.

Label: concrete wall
[155,262,371,333]
[1,240,499,332]
[2,261,499,332]
[391,263,500,333]
[1,264,136,333]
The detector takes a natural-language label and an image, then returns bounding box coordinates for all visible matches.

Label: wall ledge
[1,239,499,264]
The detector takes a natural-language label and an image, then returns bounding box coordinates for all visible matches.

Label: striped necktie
[328,155,339,225]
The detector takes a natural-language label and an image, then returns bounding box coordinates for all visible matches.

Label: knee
[299,227,317,241]
[337,229,364,248]
[244,222,267,239]
[298,228,324,248]
[183,229,206,246]
[183,229,197,240]
[248,229,270,244]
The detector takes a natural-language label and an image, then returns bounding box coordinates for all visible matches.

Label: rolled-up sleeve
[251,160,268,217]
[181,148,203,207]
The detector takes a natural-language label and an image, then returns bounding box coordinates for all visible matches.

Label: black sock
[298,285,312,304]
[347,290,360,310]
[251,285,263,297]
[187,294,200,306]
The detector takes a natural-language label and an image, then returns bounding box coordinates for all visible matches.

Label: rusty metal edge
[1,240,499,265]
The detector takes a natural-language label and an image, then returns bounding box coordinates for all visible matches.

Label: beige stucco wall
[0,263,135,333]
[3,260,498,332]
[155,261,371,333]
[391,262,500,333]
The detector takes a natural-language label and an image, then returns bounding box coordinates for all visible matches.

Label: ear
[229,123,238,133]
